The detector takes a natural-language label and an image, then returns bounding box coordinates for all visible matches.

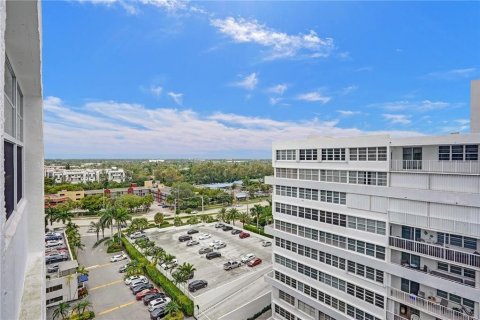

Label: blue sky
[43,0,480,159]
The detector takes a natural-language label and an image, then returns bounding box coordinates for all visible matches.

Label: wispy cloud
[167,91,183,105]
[149,85,163,97]
[232,73,259,90]
[383,114,411,125]
[371,100,458,112]
[210,17,334,60]
[267,84,288,95]
[73,0,205,15]
[338,110,361,116]
[425,68,478,80]
[269,97,282,106]
[44,96,422,158]
[296,91,331,104]
[355,66,373,72]
[340,85,358,95]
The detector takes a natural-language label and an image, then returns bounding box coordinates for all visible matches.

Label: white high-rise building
[265,83,480,320]
[0,1,45,319]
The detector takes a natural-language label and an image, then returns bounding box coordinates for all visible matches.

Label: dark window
[451,145,464,160]
[465,145,478,160]
[439,145,450,160]
[4,141,14,219]
[17,146,22,202]
[464,237,477,250]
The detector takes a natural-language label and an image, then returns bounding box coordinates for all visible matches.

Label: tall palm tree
[76,265,89,276]
[227,208,239,226]
[55,208,74,225]
[178,262,196,284]
[52,302,70,320]
[218,208,227,223]
[114,207,132,244]
[152,247,165,266]
[89,221,101,242]
[100,206,115,237]
[164,301,180,317]
[77,299,93,315]
[239,212,251,227]
[45,206,59,226]
[251,204,263,230]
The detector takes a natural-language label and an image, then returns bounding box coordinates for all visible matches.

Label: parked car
[125,275,147,285]
[198,233,211,240]
[223,261,241,270]
[213,242,226,249]
[45,235,62,241]
[45,240,64,248]
[136,288,159,300]
[222,225,233,231]
[247,257,262,267]
[150,306,168,320]
[239,232,250,239]
[214,223,224,228]
[161,259,178,270]
[45,232,61,237]
[178,235,192,242]
[187,229,199,235]
[45,254,68,264]
[231,229,242,235]
[129,278,149,288]
[198,247,213,254]
[188,280,208,292]
[47,265,59,273]
[118,264,129,273]
[240,253,255,264]
[186,240,200,247]
[209,240,222,247]
[143,292,165,305]
[261,240,272,247]
[129,231,146,239]
[110,253,128,262]
[148,297,171,312]
[132,283,154,294]
[206,252,221,260]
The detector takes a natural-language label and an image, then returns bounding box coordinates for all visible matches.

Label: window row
[46,296,63,305]
[298,300,316,317]
[319,311,336,320]
[437,262,475,280]
[437,232,477,250]
[439,145,478,161]
[276,185,298,197]
[274,220,386,260]
[279,290,295,306]
[274,304,298,320]
[436,289,475,309]
[276,168,298,179]
[322,148,346,161]
[46,284,62,293]
[276,149,297,161]
[348,171,387,186]
[275,186,347,205]
[275,255,385,309]
[274,271,381,320]
[350,147,387,161]
[347,261,384,284]
[300,149,318,161]
[276,169,388,186]
[275,202,386,235]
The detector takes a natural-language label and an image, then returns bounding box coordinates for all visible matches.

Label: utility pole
[201,196,204,214]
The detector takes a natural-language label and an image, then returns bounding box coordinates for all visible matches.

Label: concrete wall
[218,291,271,320]
[471,80,480,133]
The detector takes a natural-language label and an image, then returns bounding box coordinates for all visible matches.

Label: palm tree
[173,216,182,226]
[200,214,208,223]
[227,208,239,226]
[113,207,131,244]
[89,221,101,242]
[45,206,59,226]
[152,247,165,266]
[162,253,176,273]
[52,302,70,320]
[77,299,93,315]
[239,212,252,227]
[178,262,196,284]
[65,221,79,235]
[100,206,115,237]
[218,208,227,223]
[76,265,89,276]
[251,204,263,230]
[164,301,180,317]
[55,208,74,225]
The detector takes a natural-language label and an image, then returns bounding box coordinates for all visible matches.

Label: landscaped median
[121,236,194,316]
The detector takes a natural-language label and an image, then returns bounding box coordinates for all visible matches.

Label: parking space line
[86,262,114,270]
[97,301,135,317]
[90,279,123,291]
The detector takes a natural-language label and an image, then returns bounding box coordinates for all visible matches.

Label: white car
[241,253,255,264]
[124,275,147,285]
[198,233,211,240]
[262,240,272,247]
[213,242,226,249]
[129,231,146,239]
[110,253,128,262]
[209,240,222,247]
[148,297,171,312]
[129,277,149,288]
[45,240,64,248]
[161,259,178,270]
[45,232,61,237]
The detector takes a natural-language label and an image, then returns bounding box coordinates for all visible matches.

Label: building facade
[0,1,45,319]
[44,167,126,184]
[266,133,480,320]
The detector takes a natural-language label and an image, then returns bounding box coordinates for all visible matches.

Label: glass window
[464,237,477,250]
[439,145,451,160]
[465,145,478,160]
[17,146,22,202]
[4,141,15,219]
[451,145,464,160]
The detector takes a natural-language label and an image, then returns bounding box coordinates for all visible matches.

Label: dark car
[231,229,242,235]
[239,232,250,239]
[178,235,192,242]
[45,255,68,264]
[222,225,233,231]
[187,229,199,235]
[132,283,154,295]
[198,247,213,254]
[188,280,208,292]
[150,306,168,320]
[143,293,166,305]
[206,251,221,260]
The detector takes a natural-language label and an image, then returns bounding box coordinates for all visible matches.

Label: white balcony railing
[389,237,480,269]
[389,287,477,320]
[386,311,414,320]
[390,160,480,174]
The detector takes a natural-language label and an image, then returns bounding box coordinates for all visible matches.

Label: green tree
[173,216,182,226]
[142,194,154,212]
[131,217,149,231]
[52,302,70,320]
[227,208,239,226]
[89,220,101,242]
[77,299,92,315]
[80,194,104,214]
[55,204,74,225]
[45,206,59,226]
[100,206,115,237]
[239,211,252,227]
[113,207,132,244]
[76,265,89,276]
[218,208,227,223]
[154,212,164,226]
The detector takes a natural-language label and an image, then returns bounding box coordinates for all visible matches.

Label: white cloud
[210,17,334,60]
[340,85,357,95]
[267,84,288,95]
[269,97,282,105]
[355,66,373,72]
[44,96,422,158]
[167,91,183,105]
[296,92,331,104]
[232,73,258,91]
[371,100,456,112]
[338,110,361,116]
[383,114,411,125]
[150,85,163,97]
[73,0,203,15]
[425,68,478,80]
[139,0,187,11]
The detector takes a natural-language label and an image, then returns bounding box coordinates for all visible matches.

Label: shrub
[165,313,184,320]
[69,311,95,320]
[121,237,194,316]
[160,222,170,228]
[244,224,273,239]
[106,242,123,253]
[148,223,157,228]
[185,208,192,214]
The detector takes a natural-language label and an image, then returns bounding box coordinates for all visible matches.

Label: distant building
[44,167,126,184]
[84,186,151,199]
[148,159,165,163]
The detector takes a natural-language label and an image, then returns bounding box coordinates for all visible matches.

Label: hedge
[165,313,184,320]
[246,304,271,320]
[69,311,95,320]
[121,236,194,316]
[244,224,273,239]
[106,243,123,253]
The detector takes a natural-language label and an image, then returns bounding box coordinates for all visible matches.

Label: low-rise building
[44,167,126,184]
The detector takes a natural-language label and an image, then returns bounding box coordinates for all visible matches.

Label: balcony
[389,287,477,320]
[389,237,480,268]
[390,160,480,174]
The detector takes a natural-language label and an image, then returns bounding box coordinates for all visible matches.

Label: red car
[239,232,250,239]
[247,258,262,267]
[135,288,159,300]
